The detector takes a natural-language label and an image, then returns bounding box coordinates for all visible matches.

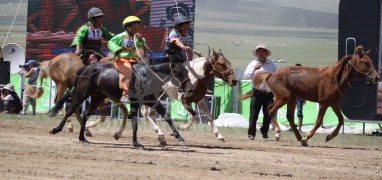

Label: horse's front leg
[178,102,196,130]
[267,97,286,142]
[141,105,167,146]
[197,100,224,142]
[130,103,144,150]
[85,100,107,130]
[326,104,343,142]
[301,104,328,146]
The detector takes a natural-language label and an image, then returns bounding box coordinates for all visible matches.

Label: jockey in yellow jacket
[108,16,146,103]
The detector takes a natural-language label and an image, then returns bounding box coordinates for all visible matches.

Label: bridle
[347,56,376,85]
[208,55,234,81]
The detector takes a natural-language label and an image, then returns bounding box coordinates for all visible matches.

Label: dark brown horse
[240,46,379,146]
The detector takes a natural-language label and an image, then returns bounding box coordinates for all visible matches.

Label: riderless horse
[239,46,379,146]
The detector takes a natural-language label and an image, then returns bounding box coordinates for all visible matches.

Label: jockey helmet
[123,16,141,29]
[88,7,104,19]
[174,15,191,29]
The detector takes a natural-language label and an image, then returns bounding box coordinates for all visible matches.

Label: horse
[151,49,238,142]
[48,60,183,148]
[239,46,379,146]
[29,53,121,136]
[109,48,238,144]
[48,49,237,148]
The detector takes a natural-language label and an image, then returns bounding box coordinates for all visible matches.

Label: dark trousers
[248,88,274,137]
[296,98,304,119]
[168,53,190,86]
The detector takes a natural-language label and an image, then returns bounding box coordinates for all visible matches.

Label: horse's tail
[237,72,273,100]
[237,90,252,100]
[27,60,51,99]
[252,71,272,88]
[48,89,72,117]
[48,66,86,117]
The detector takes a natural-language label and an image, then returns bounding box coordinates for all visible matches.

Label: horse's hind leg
[197,99,224,142]
[301,104,328,146]
[73,109,92,137]
[286,98,302,141]
[79,96,104,144]
[326,104,343,142]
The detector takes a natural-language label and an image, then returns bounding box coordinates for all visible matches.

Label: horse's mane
[318,55,352,82]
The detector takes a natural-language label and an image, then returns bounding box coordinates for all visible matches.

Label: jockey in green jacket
[71,7,114,65]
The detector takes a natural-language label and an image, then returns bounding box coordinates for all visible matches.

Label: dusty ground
[0,118,381,180]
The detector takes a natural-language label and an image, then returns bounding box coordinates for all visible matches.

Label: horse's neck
[185,57,210,84]
[337,62,355,90]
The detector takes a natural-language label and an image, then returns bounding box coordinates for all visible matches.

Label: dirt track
[0,118,381,179]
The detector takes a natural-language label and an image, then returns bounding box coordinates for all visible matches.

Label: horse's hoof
[133,142,144,150]
[85,129,93,137]
[218,138,225,143]
[301,139,309,146]
[67,126,73,133]
[325,135,333,142]
[114,133,121,140]
[178,140,186,146]
[50,128,59,134]
[157,135,167,146]
[81,139,90,145]
[275,133,281,142]
[178,125,187,131]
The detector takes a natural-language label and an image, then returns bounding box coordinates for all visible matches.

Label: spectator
[21,60,39,115]
[1,83,22,114]
[244,44,277,140]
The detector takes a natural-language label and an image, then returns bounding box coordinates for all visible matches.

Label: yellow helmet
[122,16,141,29]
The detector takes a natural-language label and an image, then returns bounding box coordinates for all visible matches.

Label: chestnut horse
[30,53,118,135]
[240,46,379,146]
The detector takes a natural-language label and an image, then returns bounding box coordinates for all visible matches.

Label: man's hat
[3,83,15,92]
[24,59,36,66]
[252,44,271,57]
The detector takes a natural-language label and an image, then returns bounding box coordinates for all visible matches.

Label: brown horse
[30,53,106,136]
[240,46,379,146]
[176,49,238,142]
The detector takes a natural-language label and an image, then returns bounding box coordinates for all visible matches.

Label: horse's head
[208,49,238,86]
[349,46,379,85]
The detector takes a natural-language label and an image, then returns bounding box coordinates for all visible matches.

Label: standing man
[21,60,39,115]
[244,44,277,140]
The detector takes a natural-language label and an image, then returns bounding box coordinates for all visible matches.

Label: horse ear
[212,49,218,59]
[218,49,223,54]
[355,45,364,58]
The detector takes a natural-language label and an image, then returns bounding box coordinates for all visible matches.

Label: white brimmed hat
[252,44,271,57]
[3,83,15,92]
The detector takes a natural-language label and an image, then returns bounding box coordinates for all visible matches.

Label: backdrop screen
[26,0,195,61]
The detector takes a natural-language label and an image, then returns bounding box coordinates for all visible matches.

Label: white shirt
[243,59,277,92]
[244,59,277,78]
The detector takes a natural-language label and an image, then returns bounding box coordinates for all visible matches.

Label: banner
[26,0,196,61]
